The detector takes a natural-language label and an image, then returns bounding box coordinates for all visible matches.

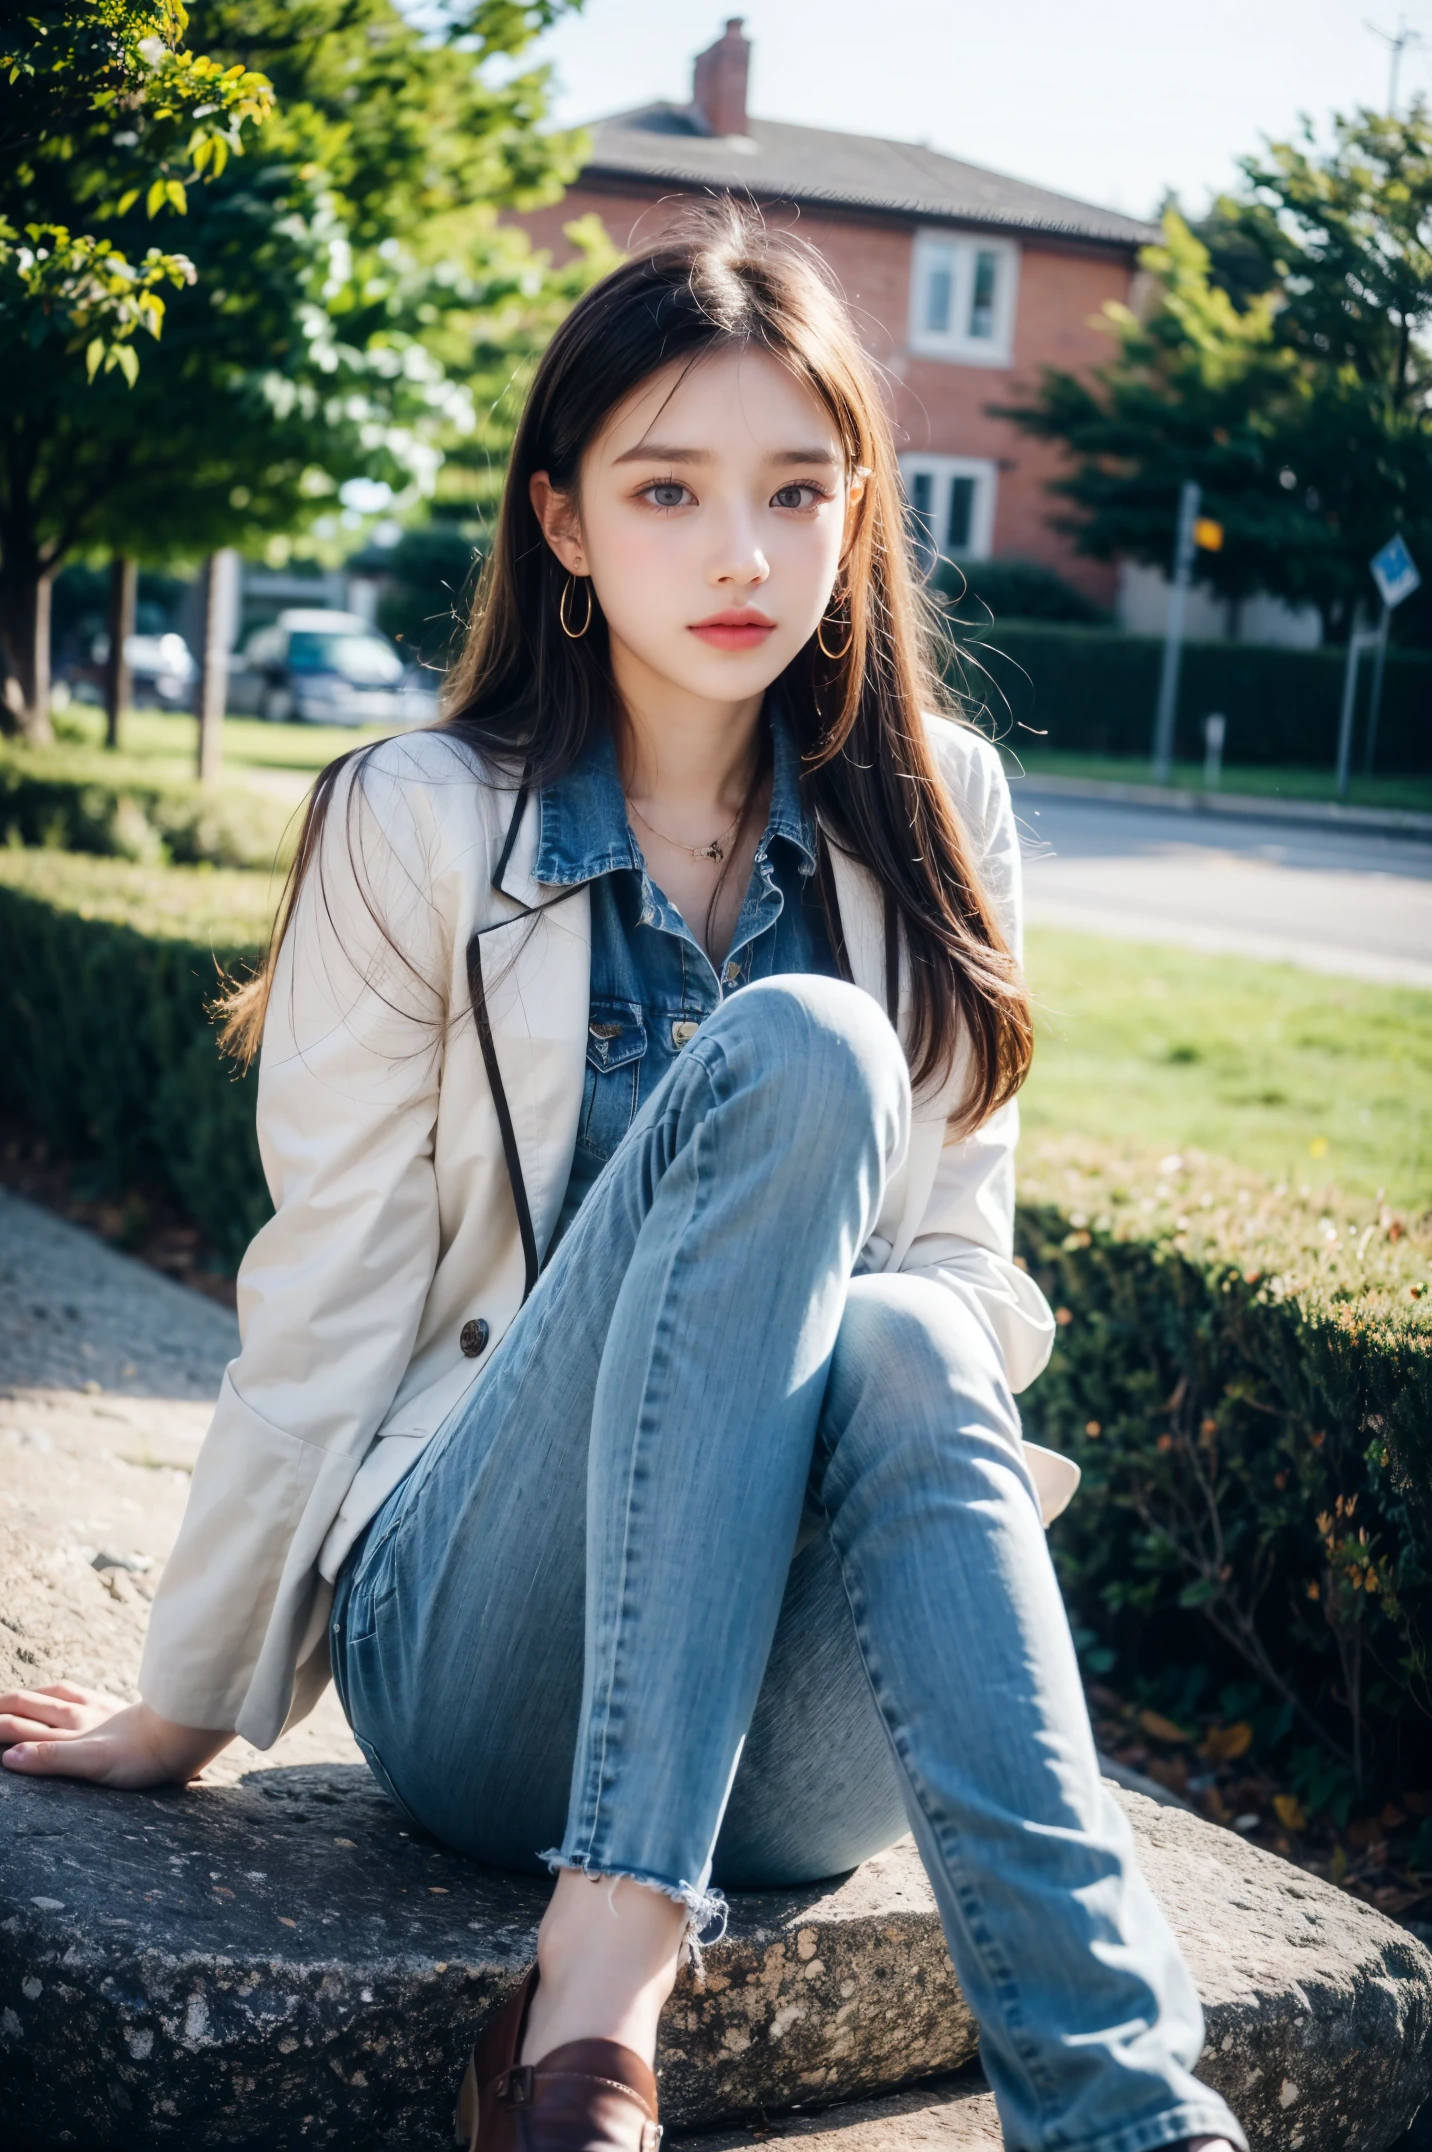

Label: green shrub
[931,557,1111,626]
[0,741,298,869]
[952,622,1432,775]
[0,851,274,1267]
[1018,1135,1432,1807]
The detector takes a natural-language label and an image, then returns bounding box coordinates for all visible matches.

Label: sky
[531,0,1426,220]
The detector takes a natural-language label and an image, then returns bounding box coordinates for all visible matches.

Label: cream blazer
[139,716,1072,1749]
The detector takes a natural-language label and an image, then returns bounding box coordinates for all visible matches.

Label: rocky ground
[0,1186,358,1781]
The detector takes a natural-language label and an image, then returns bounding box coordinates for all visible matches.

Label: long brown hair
[221,205,1032,1127]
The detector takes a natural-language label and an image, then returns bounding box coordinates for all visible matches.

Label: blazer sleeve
[139,740,462,1738]
[896,727,1056,1396]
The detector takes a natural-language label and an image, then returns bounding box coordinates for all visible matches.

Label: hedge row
[0,852,271,1267]
[1018,1139,1432,1809]
[0,741,295,870]
[947,620,1432,775]
[4,850,1431,1804]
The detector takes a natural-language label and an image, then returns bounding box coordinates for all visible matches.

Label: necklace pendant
[697,840,725,862]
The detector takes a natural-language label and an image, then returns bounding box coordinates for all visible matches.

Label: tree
[1003,105,1432,643]
[1,0,275,732]
[1,0,591,739]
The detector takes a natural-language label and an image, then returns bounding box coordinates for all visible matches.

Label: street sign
[1370,533,1421,609]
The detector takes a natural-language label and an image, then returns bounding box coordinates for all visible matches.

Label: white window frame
[899,455,999,563]
[909,230,1019,365]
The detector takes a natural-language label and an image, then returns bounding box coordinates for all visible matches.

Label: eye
[771,482,831,511]
[640,480,695,510]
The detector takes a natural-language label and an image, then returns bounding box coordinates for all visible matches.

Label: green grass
[1022,925,1432,1214]
[1009,748,1432,814]
[54,702,392,800]
[0,846,277,948]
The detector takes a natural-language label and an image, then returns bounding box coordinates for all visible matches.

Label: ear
[529,471,587,575]
[839,467,868,565]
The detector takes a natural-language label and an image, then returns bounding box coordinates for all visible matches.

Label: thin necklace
[626,795,744,864]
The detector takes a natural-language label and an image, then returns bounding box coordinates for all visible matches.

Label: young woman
[0,212,1242,2152]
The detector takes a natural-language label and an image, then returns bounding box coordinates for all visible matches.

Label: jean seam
[570,1059,719,1862]
[818,1456,1063,2117]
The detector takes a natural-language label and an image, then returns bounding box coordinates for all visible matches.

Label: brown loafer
[455,1966,662,2152]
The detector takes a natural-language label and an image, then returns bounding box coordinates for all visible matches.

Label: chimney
[692,18,750,138]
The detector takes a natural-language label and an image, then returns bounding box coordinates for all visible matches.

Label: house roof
[580,104,1158,251]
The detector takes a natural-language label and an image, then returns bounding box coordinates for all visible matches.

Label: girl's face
[531,346,861,709]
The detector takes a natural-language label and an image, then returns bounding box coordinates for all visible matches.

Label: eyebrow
[611,441,842,468]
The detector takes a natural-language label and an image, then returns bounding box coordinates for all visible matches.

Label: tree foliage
[1,0,595,736]
[1004,105,1432,640]
[2,2,273,382]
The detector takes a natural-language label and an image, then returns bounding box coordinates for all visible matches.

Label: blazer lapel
[475,787,591,1265]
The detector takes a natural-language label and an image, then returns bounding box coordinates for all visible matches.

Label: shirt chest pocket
[579,1005,648,1163]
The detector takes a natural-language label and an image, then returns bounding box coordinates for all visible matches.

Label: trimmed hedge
[948,620,1432,775]
[0,741,297,869]
[1018,1139,1432,1808]
[4,851,1432,1806]
[0,852,272,1267]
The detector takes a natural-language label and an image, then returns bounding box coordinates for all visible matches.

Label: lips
[689,608,776,651]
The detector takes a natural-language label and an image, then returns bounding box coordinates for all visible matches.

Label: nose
[706,499,770,592]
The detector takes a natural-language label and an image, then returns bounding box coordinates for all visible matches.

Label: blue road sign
[1370,533,1422,610]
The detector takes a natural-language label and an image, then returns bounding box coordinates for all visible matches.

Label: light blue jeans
[331,976,1243,2152]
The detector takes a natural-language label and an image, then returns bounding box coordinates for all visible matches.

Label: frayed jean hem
[538,1848,730,1980]
[1061,2099,1247,2152]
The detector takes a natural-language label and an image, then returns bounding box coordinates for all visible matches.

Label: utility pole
[197,549,238,785]
[1151,480,1200,782]
[1364,603,1392,775]
[1367,13,1427,114]
[104,556,136,752]
[1336,609,1380,797]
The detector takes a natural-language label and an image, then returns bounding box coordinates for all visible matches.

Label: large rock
[3,1764,1430,2152]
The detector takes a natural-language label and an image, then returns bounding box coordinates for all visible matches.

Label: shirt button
[671,1019,701,1048]
[460,1318,490,1358]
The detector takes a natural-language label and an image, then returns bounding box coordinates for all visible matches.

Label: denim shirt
[537,711,837,1246]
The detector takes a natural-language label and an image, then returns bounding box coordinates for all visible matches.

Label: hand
[0,1681,231,1788]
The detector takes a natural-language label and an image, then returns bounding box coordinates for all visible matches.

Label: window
[899,456,998,564]
[909,232,1018,363]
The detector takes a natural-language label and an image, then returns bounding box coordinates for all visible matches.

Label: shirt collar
[535,700,817,888]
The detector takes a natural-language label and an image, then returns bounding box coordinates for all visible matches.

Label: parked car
[129,631,199,709]
[227,610,438,727]
[68,629,198,710]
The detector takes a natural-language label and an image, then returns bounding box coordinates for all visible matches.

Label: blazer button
[460,1318,490,1359]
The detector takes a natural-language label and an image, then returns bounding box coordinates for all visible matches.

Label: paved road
[1016,792,1432,989]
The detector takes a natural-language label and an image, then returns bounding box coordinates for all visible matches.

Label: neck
[609,633,765,815]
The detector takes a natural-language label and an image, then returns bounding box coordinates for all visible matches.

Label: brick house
[516,17,1156,607]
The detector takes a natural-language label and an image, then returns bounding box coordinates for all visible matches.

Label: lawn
[1022,924,1432,1214]
[0,845,279,946]
[1010,747,1432,815]
[50,702,392,801]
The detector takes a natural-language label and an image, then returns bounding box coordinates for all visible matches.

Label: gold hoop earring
[816,607,853,661]
[559,573,593,640]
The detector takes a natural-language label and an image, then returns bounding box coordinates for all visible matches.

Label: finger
[0,1714,96,1744]
[2,1736,110,1780]
[0,1733,142,1784]
[0,1693,95,1732]
[44,1681,121,1708]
